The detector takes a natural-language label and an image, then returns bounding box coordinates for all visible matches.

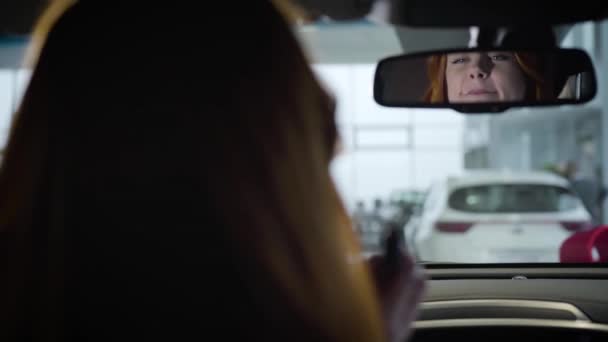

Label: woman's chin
[450,94,501,103]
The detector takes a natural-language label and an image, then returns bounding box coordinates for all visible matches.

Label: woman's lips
[466,89,498,95]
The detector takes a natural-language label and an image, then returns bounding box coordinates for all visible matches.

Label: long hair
[422,55,448,103]
[423,52,551,103]
[0,1,384,341]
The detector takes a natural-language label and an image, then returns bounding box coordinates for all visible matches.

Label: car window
[448,184,580,213]
[0,60,30,151]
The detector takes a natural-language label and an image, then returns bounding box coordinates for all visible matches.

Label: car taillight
[560,221,593,232]
[435,222,473,233]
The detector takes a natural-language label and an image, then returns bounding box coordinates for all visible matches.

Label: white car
[404,170,593,263]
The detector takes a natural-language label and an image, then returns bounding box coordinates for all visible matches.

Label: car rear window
[448,184,580,213]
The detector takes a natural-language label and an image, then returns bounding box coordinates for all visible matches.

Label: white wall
[313,64,465,211]
[0,69,30,152]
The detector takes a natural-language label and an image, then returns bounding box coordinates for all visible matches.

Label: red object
[559,226,608,263]
[560,221,593,232]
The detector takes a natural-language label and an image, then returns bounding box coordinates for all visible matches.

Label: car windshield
[292,18,608,264]
[0,10,606,265]
[448,184,580,213]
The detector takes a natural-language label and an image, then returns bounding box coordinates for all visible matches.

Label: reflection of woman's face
[445,52,526,103]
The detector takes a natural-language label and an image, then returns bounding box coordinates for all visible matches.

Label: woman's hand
[368,246,426,342]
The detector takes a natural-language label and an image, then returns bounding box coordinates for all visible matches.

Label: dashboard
[412,266,608,341]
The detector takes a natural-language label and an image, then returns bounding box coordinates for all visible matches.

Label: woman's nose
[468,57,491,79]
[468,67,489,79]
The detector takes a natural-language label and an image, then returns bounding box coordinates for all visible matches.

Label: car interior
[2,0,608,341]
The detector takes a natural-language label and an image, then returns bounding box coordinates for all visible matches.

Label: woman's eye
[450,57,468,64]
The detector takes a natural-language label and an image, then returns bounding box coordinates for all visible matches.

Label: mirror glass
[374,48,596,112]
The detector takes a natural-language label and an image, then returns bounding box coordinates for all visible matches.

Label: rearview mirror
[374,48,596,113]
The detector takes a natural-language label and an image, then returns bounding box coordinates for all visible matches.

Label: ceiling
[0,1,579,68]
[294,0,608,27]
[0,0,46,36]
